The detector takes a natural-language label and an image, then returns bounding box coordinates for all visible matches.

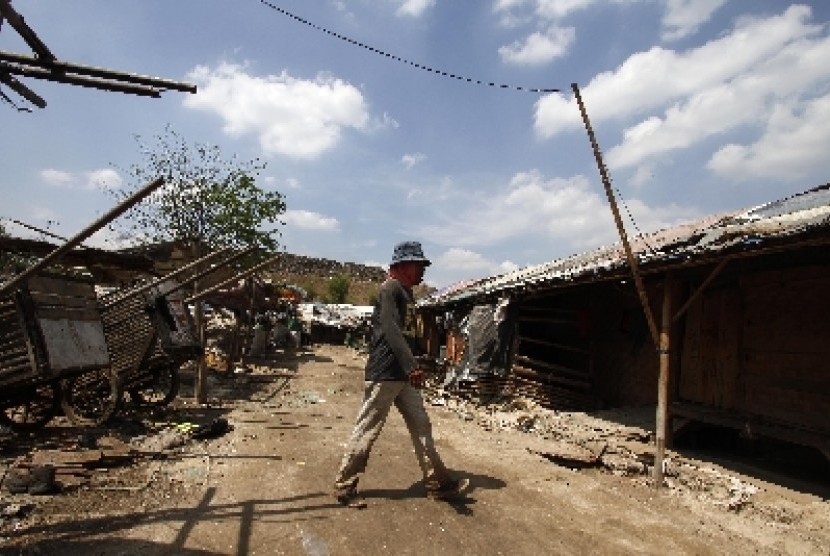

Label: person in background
[333,241,465,508]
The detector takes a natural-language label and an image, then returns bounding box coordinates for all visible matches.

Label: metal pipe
[0,177,165,297]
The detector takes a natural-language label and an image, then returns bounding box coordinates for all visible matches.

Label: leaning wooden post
[192,241,208,405]
[654,273,675,487]
[571,83,659,347]
[0,176,165,296]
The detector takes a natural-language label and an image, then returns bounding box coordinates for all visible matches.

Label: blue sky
[2,1,830,289]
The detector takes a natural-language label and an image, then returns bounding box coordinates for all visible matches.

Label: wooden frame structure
[0,0,195,110]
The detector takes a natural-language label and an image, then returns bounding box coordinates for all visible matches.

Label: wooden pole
[654,273,675,487]
[0,177,165,296]
[193,243,208,405]
[153,246,257,298]
[185,253,282,304]
[571,83,659,348]
[100,247,233,309]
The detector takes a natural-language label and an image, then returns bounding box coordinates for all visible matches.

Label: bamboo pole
[101,247,232,308]
[185,253,282,304]
[153,246,257,299]
[0,177,165,296]
[571,83,659,347]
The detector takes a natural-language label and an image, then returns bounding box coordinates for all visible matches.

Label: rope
[258,0,560,94]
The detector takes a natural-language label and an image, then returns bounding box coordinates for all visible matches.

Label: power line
[258,0,560,94]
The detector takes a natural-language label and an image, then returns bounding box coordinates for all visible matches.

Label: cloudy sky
[2,1,829,288]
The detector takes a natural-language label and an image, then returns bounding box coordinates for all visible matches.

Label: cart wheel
[0,383,60,433]
[61,369,123,426]
[128,363,180,407]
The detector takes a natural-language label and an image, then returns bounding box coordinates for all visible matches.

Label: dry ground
[1,344,828,555]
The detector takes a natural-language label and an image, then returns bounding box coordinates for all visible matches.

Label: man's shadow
[362,470,505,516]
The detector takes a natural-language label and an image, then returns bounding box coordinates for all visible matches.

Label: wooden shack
[418,183,830,458]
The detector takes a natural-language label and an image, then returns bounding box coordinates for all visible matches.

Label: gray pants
[334,380,449,491]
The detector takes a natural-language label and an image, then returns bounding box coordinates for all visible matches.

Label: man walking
[333,241,463,508]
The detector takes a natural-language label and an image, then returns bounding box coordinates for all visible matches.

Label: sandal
[334,488,367,509]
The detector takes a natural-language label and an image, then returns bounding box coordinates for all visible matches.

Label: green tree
[111,126,287,403]
[111,126,285,252]
[327,274,351,304]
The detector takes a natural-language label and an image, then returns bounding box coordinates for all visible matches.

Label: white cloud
[184,62,369,160]
[534,0,598,20]
[629,162,657,188]
[494,0,597,21]
[39,168,122,190]
[418,170,699,254]
[436,247,493,272]
[396,0,436,18]
[282,209,340,231]
[40,169,74,187]
[498,260,520,274]
[707,92,830,181]
[374,112,400,131]
[433,247,516,281]
[86,169,123,190]
[499,25,575,65]
[662,0,728,41]
[607,19,830,170]
[493,0,530,12]
[402,152,426,169]
[535,5,821,139]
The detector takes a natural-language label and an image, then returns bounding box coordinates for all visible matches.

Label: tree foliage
[111,126,286,252]
[327,274,351,304]
[0,222,32,274]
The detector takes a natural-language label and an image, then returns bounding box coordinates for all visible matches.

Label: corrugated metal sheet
[421,183,830,307]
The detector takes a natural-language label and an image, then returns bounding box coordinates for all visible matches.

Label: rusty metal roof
[421,183,830,308]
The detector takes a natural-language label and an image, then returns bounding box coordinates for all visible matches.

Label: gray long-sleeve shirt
[364,278,418,381]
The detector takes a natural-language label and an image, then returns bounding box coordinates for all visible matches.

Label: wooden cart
[0,274,110,432]
[60,278,202,425]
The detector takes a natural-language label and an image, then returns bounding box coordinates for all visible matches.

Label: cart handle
[185,253,283,304]
[101,246,233,309]
[0,177,165,297]
[154,246,259,298]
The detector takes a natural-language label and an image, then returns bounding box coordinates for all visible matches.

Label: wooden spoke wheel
[128,363,180,407]
[60,368,122,426]
[0,382,60,433]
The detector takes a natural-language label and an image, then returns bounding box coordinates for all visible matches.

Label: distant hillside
[130,242,436,305]
[266,253,386,305]
[267,253,435,305]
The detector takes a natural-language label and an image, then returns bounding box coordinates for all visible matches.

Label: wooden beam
[0,0,55,61]
[0,50,196,93]
[0,61,161,97]
[0,177,165,296]
[672,258,730,323]
[0,70,45,107]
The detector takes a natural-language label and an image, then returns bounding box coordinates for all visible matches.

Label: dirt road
[2,344,829,555]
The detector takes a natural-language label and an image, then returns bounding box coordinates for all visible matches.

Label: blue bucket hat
[390,241,431,267]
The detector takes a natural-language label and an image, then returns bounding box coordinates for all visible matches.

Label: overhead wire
[258,2,659,248]
[258,0,560,94]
